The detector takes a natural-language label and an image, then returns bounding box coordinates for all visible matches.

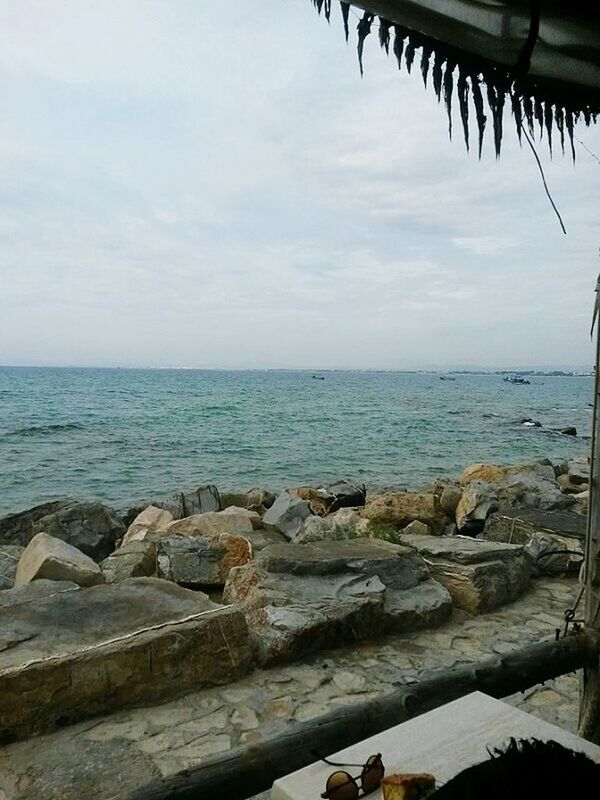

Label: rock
[101,541,156,583]
[455,481,498,535]
[440,484,462,515]
[0,577,251,742]
[400,534,531,614]
[262,492,312,540]
[220,489,275,515]
[224,539,451,664]
[0,500,74,547]
[291,480,366,516]
[0,545,24,590]
[124,485,221,526]
[166,510,254,538]
[524,532,584,576]
[238,528,288,553]
[560,427,577,436]
[362,492,448,534]
[31,501,126,561]
[14,532,105,588]
[495,466,574,511]
[219,505,262,529]
[156,535,252,587]
[484,505,586,539]
[557,474,586,494]
[293,509,370,544]
[483,507,585,576]
[460,464,510,486]
[182,485,221,515]
[567,458,589,485]
[122,506,174,544]
[0,579,80,610]
[401,520,431,537]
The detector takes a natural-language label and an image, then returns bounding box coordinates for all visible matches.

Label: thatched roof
[312,1,600,157]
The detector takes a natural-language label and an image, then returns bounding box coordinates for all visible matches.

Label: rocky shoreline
[0,455,589,747]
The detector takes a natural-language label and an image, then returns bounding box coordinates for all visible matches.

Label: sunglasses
[318,753,385,799]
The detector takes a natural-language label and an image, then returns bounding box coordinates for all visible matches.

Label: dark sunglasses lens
[325,770,359,800]
[361,755,384,794]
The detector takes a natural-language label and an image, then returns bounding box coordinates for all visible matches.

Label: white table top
[271,692,600,799]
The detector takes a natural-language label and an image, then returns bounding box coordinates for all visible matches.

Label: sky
[0,1,599,370]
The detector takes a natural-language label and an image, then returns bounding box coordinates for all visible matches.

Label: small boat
[312,375,325,381]
[440,376,456,382]
[503,376,531,385]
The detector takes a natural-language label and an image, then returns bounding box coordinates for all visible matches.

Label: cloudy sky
[0,1,599,369]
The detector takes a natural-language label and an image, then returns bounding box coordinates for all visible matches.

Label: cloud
[0,0,598,369]
[453,236,516,255]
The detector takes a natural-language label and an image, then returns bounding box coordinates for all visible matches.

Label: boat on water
[503,376,531,385]
[312,374,325,381]
[439,376,456,382]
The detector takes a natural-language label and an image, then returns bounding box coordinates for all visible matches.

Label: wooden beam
[127,632,598,800]
[579,274,600,742]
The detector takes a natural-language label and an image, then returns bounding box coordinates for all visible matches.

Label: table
[271,691,600,799]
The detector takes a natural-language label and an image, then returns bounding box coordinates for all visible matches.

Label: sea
[0,367,592,516]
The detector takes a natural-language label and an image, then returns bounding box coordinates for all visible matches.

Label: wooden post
[579,274,600,742]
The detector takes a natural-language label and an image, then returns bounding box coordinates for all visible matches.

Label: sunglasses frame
[319,753,385,799]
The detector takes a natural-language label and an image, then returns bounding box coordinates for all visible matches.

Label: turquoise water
[0,367,592,515]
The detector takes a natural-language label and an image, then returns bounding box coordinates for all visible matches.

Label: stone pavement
[0,577,581,800]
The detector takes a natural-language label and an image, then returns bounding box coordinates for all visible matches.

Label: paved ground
[0,577,581,800]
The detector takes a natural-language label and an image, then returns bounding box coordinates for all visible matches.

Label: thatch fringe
[311,0,600,158]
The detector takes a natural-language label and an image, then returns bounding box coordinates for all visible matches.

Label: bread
[381,773,436,800]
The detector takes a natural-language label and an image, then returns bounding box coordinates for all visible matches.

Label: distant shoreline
[0,365,593,376]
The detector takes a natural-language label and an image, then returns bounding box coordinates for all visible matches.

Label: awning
[312,1,600,156]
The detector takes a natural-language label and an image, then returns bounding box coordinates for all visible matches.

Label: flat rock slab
[400,534,531,615]
[224,539,451,665]
[484,507,586,541]
[0,577,251,742]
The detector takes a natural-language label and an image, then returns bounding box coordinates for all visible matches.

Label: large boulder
[400,534,531,615]
[294,508,371,544]
[0,546,24,590]
[14,533,105,588]
[122,505,174,544]
[165,510,254,538]
[237,528,288,554]
[483,507,585,576]
[0,577,251,742]
[220,488,275,515]
[290,480,366,516]
[461,462,578,511]
[557,474,586,494]
[224,539,451,664]
[440,484,463,515]
[156,534,252,587]
[567,457,590,486]
[219,505,262,530]
[0,500,74,547]
[262,492,312,540]
[100,541,156,583]
[495,465,574,511]
[455,480,499,535]
[0,579,79,609]
[31,501,126,561]
[460,464,512,486]
[124,485,221,526]
[362,491,448,534]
